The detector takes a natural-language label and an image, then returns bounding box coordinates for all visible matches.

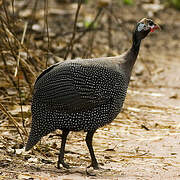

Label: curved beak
[151,23,161,32]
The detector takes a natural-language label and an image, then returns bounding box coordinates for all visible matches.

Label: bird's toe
[57,160,70,169]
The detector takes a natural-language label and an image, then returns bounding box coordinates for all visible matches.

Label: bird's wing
[34,62,60,86]
[33,63,113,112]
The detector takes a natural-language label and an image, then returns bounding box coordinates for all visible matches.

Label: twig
[55,27,102,37]
[83,31,96,58]
[107,5,113,53]
[11,0,15,18]
[1,16,30,134]
[0,103,28,144]
[2,0,10,25]
[64,0,83,60]
[1,53,18,91]
[27,0,40,45]
[72,7,103,45]
[2,17,28,133]
[0,17,35,91]
[53,9,103,57]
[17,21,28,134]
[14,21,28,77]
[105,8,130,44]
[44,0,50,68]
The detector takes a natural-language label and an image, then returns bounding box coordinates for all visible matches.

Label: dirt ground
[0,0,180,179]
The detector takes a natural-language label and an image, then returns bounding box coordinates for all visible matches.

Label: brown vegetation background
[0,0,180,179]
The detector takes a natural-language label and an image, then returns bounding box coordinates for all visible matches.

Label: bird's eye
[148,21,154,26]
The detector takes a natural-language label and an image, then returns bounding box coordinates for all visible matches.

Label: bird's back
[33,58,129,112]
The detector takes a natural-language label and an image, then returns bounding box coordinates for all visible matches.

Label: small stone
[135,64,144,76]
[169,93,178,99]
[16,149,24,155]
[28,157,38,163]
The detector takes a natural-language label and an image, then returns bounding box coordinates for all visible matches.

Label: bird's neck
[123,34,141,77]
[131,33,141,55]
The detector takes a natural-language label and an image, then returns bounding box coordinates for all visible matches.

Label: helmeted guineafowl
[25,18,160,169]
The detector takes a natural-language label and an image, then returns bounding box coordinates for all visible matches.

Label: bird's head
[134,18,160,41]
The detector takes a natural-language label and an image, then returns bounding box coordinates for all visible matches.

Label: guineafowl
[25,18,160,169]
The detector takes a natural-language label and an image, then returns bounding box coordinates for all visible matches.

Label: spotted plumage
[25,18,160,169]
[26,59,128,148]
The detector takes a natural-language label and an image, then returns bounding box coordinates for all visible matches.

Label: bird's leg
[86,130,99,169]
[57,130,70,169]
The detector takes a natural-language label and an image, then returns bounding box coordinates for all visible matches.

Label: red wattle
[151,28,154,32]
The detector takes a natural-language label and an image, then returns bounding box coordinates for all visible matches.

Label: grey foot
[57,160,70,169]
[87,162,99,170]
